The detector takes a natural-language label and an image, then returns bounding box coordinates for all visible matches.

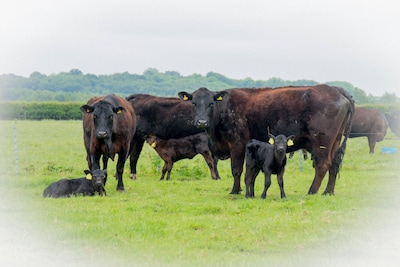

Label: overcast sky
[1,0,399,96]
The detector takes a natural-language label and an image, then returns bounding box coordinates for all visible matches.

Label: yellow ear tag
[116,109,122,115]
[86,173,92,180]
[86,109,91,113]
[151,142,157,148]
[269,138,274,144]
[216,95,223,101]
[183,95,188,101]
[287,140,294,146]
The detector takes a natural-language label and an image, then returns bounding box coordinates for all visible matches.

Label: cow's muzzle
[195,119,208,128]
[96,131,108,139]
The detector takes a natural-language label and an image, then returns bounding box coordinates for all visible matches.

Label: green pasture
[0,120,399,266]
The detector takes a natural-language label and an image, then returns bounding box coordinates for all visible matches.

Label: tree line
[1,68,398,105]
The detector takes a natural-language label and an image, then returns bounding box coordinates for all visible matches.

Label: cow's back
[127,94,201,139]
[43,179,72,198]
[216,85,352,151]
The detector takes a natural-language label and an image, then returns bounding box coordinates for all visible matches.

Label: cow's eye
[93,115,97,119]
[192,103,196,107]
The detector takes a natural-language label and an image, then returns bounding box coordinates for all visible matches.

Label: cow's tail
[332,88,355,177]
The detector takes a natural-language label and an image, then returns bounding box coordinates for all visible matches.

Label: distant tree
[29,71,46,79]
[165,71,181,77]
[69,69,83,75]
[380,92,398,103]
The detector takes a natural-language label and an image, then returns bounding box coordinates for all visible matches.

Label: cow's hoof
[130,174,137,180]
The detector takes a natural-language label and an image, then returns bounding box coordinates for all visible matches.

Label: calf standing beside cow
[245,134,295,199]
[145,132,218,181]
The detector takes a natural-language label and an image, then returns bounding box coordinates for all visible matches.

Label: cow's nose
[97,131,108,138]
[196,119,208,128]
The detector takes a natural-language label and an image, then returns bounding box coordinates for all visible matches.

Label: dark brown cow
[385,110,400,138]
[179,85,354,195]
[145,132,218,180]
[126,94,221,180]
[349,107,389,153]
[81,94,136,191]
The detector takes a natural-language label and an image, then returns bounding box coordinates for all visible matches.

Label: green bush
[0,101,84,120]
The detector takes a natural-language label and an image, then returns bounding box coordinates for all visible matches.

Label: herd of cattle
[43,85,400,198]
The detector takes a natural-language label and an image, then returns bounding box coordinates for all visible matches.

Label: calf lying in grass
[43,169,107,198]
[244,134,295,199]
[146,132,218,180]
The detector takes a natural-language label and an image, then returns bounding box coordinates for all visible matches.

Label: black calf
[244,134,295,199]
[43,169,107,198]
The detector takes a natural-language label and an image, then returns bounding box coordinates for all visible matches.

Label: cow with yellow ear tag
[245,134,295,199]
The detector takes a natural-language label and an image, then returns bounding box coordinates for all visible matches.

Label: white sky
[1,0,399,96]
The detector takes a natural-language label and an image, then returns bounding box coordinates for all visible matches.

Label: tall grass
[0,120,399,266]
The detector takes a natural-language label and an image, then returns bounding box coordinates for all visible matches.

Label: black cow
[125,94,221,180]
[245,134,295,199]
[146,132,218,180]
[349,107,389,153]
[179,85,354,195]
[385,110,400,138]
[43,169,107,198]
[81,94,136,191]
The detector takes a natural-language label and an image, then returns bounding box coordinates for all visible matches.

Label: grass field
[0,120,399,266]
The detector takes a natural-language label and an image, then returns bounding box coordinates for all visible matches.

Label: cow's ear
[178,92,192,101]
[214,91,227,101]
[85,170,92,180]
[287,135,295,146]
[113,106,125,115]
[268,134,275,144]
[81,105,94,113]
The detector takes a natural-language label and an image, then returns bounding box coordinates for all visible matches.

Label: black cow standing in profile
[349,107,389,153]
[244,134,295,199]
[43,169,107,198]
[125,94,221,180]
[81,94,136,191]
[179,85,354,195]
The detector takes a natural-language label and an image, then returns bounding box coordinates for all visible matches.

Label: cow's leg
[129,138,144,180]
[277,170,286,199]
[115,153,127,191]
[213,156,221,180]
[166,161,173,180]
[160,162,167,180]
[245,166,259,198]
[202,152,218,180]
[102,155,108,170]
[308,160,330,194]
[261,172,272,199]
[368,136,376,154]
[90,153,101,170]
[230,150,245,194]
[307,143,331,194]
